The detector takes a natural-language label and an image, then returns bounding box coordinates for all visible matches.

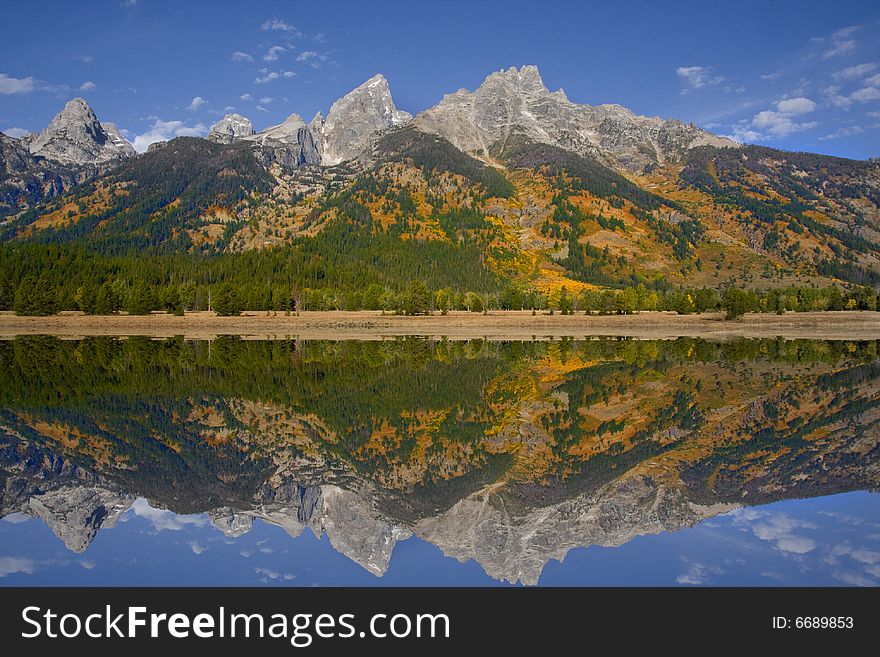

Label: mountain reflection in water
[1,336,878,585]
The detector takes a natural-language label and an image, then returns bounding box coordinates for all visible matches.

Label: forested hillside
[1,123,878,317]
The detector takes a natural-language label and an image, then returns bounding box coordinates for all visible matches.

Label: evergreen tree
[213,283,242,316]
[723,288,751,320]
[95,281,122,315]
[403,280,431,315]
[78,283,99,314]
[126,281,155,315]
[13,275,37,315]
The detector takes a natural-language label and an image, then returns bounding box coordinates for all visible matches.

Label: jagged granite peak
[209,509,255,537]
[484,64,548,93]
[312,486,412,576]
[28,97,135,166]
[415,474,737,585]
[24,486,134,553]
[247,113,307,145]
[245,113,321,168]
[414,64,737,172]
[207,113,255,144]
[320,74,412,165]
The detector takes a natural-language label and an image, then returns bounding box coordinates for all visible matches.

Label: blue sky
[3,493,879,586]
[1,0,879,158]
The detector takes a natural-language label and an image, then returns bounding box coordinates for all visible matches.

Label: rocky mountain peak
[320,74,412,165]
[207,113,255,144]
[483,64,548,94]
[414,64,738,172]
[248,113,306,145]
[28,97,135,166]
[246,112,320,168]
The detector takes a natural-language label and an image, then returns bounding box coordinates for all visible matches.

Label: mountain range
[1,65,879,294]
[1,336,877,584]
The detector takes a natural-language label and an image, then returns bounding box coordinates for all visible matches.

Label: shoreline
[0,310,877,340]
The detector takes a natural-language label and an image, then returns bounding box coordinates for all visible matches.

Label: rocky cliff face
[0,133,82,216]
[308,112,326,161]
[414,65,736,172]
[28,98,136,166]
[207,113,255,144]
[249,113,307,146]
[416,474,736,585]
[245,113,321,167]
[208,483,409,576]
[25,486,133,553]
[319,74,412,165]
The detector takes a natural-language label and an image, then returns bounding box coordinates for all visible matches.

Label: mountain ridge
[1,65,878,306]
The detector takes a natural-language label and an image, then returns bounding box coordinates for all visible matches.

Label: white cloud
[832,25,859,40]
[74,54,93,64]
[296,51,331,68]
[239,93,253,102]
[775,97,816,114]
[187,96,207,111]
[761,72,784,81]
[676,65,724,93]
[676,561,724,585]
[129,120,208,153]
[263,45,286,62]
[254,69,295,84]
[120,0,137,7]
[189,541,207,555]
[834,62,877,79]
[2,127,30,138]
[261,18,301,37]
[0,556,37,577]
[851,86,880,102]
[819,125,867,140]
[79,560,97,570]
[731,509,819,553]
[1,74,102,96]
[256,105,269,112]
[231,51,254,63]
[824,85,853,108]
[259,96,273,104]
[255,71,279,84]
[254,566,295,582]
[826,80,880,108]
[834,570,876,587]
[823,40,856,59]
[728,94,820,142]
[775,536,817,554]
[0,73,36,95]
[848,549,880,565]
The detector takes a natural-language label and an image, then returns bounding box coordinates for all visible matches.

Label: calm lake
[1,336,878,586]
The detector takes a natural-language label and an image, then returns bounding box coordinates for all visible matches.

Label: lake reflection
[1,336,878,586]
